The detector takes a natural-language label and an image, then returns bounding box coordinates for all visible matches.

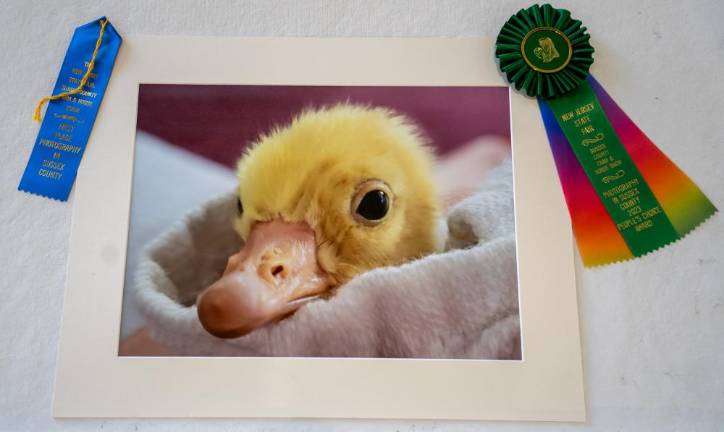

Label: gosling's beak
[196,220,334,339]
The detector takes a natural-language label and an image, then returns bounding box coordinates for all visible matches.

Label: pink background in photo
[136,85,510,166]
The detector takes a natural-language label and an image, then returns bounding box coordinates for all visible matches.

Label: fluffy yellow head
[235,104,440,284]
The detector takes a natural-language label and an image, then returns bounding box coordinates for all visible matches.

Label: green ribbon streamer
[544,82,680,255]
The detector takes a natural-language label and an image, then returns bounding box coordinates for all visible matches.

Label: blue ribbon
[19,17,122,201]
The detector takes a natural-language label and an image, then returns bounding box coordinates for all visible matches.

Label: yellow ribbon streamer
[33,18,108,122]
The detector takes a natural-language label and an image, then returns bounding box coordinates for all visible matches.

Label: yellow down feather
[235,104,440,284]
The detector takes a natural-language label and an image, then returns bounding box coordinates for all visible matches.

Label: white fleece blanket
[135,160,519,359]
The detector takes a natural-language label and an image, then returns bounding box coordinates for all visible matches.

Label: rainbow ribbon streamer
[540,76,717,266]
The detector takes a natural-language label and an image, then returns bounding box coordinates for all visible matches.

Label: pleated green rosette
[495,3,594,99]
[494,4,717,266]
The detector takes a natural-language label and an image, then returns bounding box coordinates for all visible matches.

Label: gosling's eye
[351,179,393,226]
[356,189,389,222]
[237,197,243,215]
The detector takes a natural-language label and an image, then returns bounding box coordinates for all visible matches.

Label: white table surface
[1,0,722,430]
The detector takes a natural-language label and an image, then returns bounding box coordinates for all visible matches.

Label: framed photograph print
[53,36,585,421]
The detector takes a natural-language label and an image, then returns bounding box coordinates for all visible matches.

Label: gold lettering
[575,103,594,116]
[38,168,63,180]
[574,115,591,127]
[42,159,65,171]
[634,220,654,232]
[580,125,596,134]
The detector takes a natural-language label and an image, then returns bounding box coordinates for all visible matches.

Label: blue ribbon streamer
[18,17,122,201]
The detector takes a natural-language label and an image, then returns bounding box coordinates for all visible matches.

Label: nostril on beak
[271,265,284,277]
[258,259,290,284]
